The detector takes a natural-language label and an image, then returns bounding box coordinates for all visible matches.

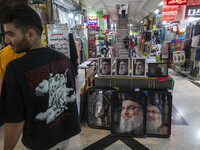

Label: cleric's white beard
[119,111,143,133]
[135,68,144,75]
[119,68,128,75]
[102,68,110,75]
[146,117,162,133]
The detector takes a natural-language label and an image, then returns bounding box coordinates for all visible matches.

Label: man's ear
[26,29,37,41]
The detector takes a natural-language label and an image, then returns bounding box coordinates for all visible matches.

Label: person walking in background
[0,45,26,95]
[0,5,80,150]
[129,38,135,58]
[121,4,126,18]
[123,36,129,49]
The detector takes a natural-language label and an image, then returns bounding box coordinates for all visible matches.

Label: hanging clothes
[69,33,78,76]
[75,38,81,64]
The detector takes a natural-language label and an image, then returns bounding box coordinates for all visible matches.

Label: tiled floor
[1,68,200,150]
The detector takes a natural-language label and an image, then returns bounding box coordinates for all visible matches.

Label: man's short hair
[0,5,43,37]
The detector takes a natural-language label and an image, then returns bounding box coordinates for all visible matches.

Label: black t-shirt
[0,48,81,149]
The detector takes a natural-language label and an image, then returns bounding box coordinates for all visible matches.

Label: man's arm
[4,121,24,150]
[0,77,3,95]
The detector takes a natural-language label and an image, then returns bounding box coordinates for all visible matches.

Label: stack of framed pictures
[86,88,172,138]
[98,57,168,77]
[87,87,111,129]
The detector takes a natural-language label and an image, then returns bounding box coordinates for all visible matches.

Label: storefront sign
[88,30,96,58]
[185,5,200,18]
[167,0,187,5]
[87,13,97,29]
[162,6,179,21]
[47,24,70,58]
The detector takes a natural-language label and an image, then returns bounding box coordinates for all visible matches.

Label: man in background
[121,4,126,18]
[0,45,26,94]
[118,59,128,75]
[123,36,129,49]
[118,94,144,134]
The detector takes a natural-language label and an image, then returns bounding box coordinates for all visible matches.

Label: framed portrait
[146,91,172,138]
[132,58,146,77]
[98,57,112,76]
[111,91,146,137]
[115,57,130,76]
[173,52,178,64]
[87,87,111,129]
[148,63,168,77]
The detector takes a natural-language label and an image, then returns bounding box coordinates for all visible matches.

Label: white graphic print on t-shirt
[35,69,75,124]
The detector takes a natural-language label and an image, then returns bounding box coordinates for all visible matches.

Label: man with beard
[118,59,128,75]
[101,59,111,75]
[146,104,167,134]
[0,45,26,95]
[135,59,145,76]
[0,5,80,150]
[118,95,144,134]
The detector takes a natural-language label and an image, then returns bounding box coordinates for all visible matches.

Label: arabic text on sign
[167,0,187,5]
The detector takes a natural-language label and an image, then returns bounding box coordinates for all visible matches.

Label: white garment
[28,139,69,150]
[122,5,126,11]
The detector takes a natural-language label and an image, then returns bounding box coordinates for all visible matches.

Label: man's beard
[146,116,162,133]
[102,68,110,75]
[135,68,144,75]
[119,68,128,75]
[11,35,31,53]
[119,110,143,133]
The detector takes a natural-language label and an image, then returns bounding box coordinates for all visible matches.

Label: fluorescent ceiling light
[68,13,74,18]
[75,16,79,21]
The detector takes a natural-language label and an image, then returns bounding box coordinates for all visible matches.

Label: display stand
[80,75,174,139]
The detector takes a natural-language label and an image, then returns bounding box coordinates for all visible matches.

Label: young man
[0,5,80,150]
[0,45,26,94]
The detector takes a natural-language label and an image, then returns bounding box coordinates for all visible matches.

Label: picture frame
[173,52,178,64]
[146,90,172,138]
[115,57,130,76]
[148,63,168,77]
[111,91,146,137]
[87,87,111,129]
[98,57,112,76]
[132,58,146,77]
